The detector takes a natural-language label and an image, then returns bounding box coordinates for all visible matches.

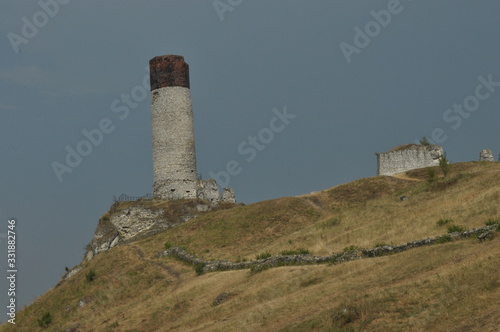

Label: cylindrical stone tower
[149,55,197,200]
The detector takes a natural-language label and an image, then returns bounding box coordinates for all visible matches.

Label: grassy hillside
[3,162,500,331]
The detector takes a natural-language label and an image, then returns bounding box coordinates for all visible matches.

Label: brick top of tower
[149,55,190,90]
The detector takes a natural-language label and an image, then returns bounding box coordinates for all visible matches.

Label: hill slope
[3,162,500,331]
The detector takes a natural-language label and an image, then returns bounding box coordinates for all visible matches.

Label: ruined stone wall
[157,224,498,273]
[220,188,236,203]
[479,149,494,162]
[150,55,197,200]
[196,179,219,203]
[376,144,443,176]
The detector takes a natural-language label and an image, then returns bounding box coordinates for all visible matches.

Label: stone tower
[150,55,197,200]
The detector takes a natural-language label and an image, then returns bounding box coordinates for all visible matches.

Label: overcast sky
[1,0,499,312]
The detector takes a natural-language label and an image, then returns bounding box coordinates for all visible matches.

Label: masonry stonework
[376,144,443,176]
[479,149,494,162]
[149,55,236,203]
[196,179,219,203]
[150,55,198,200]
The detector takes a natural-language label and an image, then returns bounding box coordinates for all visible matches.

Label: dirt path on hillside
[391,173,424,181]
[129,245,183,289]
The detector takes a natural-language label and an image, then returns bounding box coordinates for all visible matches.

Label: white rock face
[85,201,216,261]
[110,207,164,241]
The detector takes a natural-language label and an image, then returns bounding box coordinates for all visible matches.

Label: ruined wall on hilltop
[376,144,443,176]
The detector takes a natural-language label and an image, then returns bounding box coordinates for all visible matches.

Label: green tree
[439,153,452,178]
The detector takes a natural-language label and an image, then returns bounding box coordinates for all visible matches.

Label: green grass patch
[447,225,465,233]
[435,235,453,243]
[485,219,500,226]
[343,245,362,252]
[255,252,272,260]
[280,248,310,255]
[437,218,453,226]
[37,312,52,329]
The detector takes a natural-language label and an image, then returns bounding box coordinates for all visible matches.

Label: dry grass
[388,143,423,152]
[2,162,500,331]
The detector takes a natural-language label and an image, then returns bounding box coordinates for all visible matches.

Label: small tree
[439,153,452,178]
[86,269,96,282]
[426,167,437,183]
[420,136,430,146]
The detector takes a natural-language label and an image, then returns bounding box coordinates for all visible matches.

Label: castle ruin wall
[376,144,443,176]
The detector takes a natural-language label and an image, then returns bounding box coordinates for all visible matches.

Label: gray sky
[1,0,499,312]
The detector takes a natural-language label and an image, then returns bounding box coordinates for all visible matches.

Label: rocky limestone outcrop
[85,199,218,261]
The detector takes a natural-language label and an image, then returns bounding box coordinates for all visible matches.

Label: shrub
[164,242,173,250]
[447,225,465,233]
[420,136,430,146]
[37,312,52,329]
[439,153,452,178]
[437,218,453,226]
[343,245,361,252]
[86,269,96,282]
[84,242,93,253]
[435,235,453,243]
[280,248,310,255]
[194,263,205,275]
[485,219,500,226]
[255,252,272,260]
[375,243,390,248]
